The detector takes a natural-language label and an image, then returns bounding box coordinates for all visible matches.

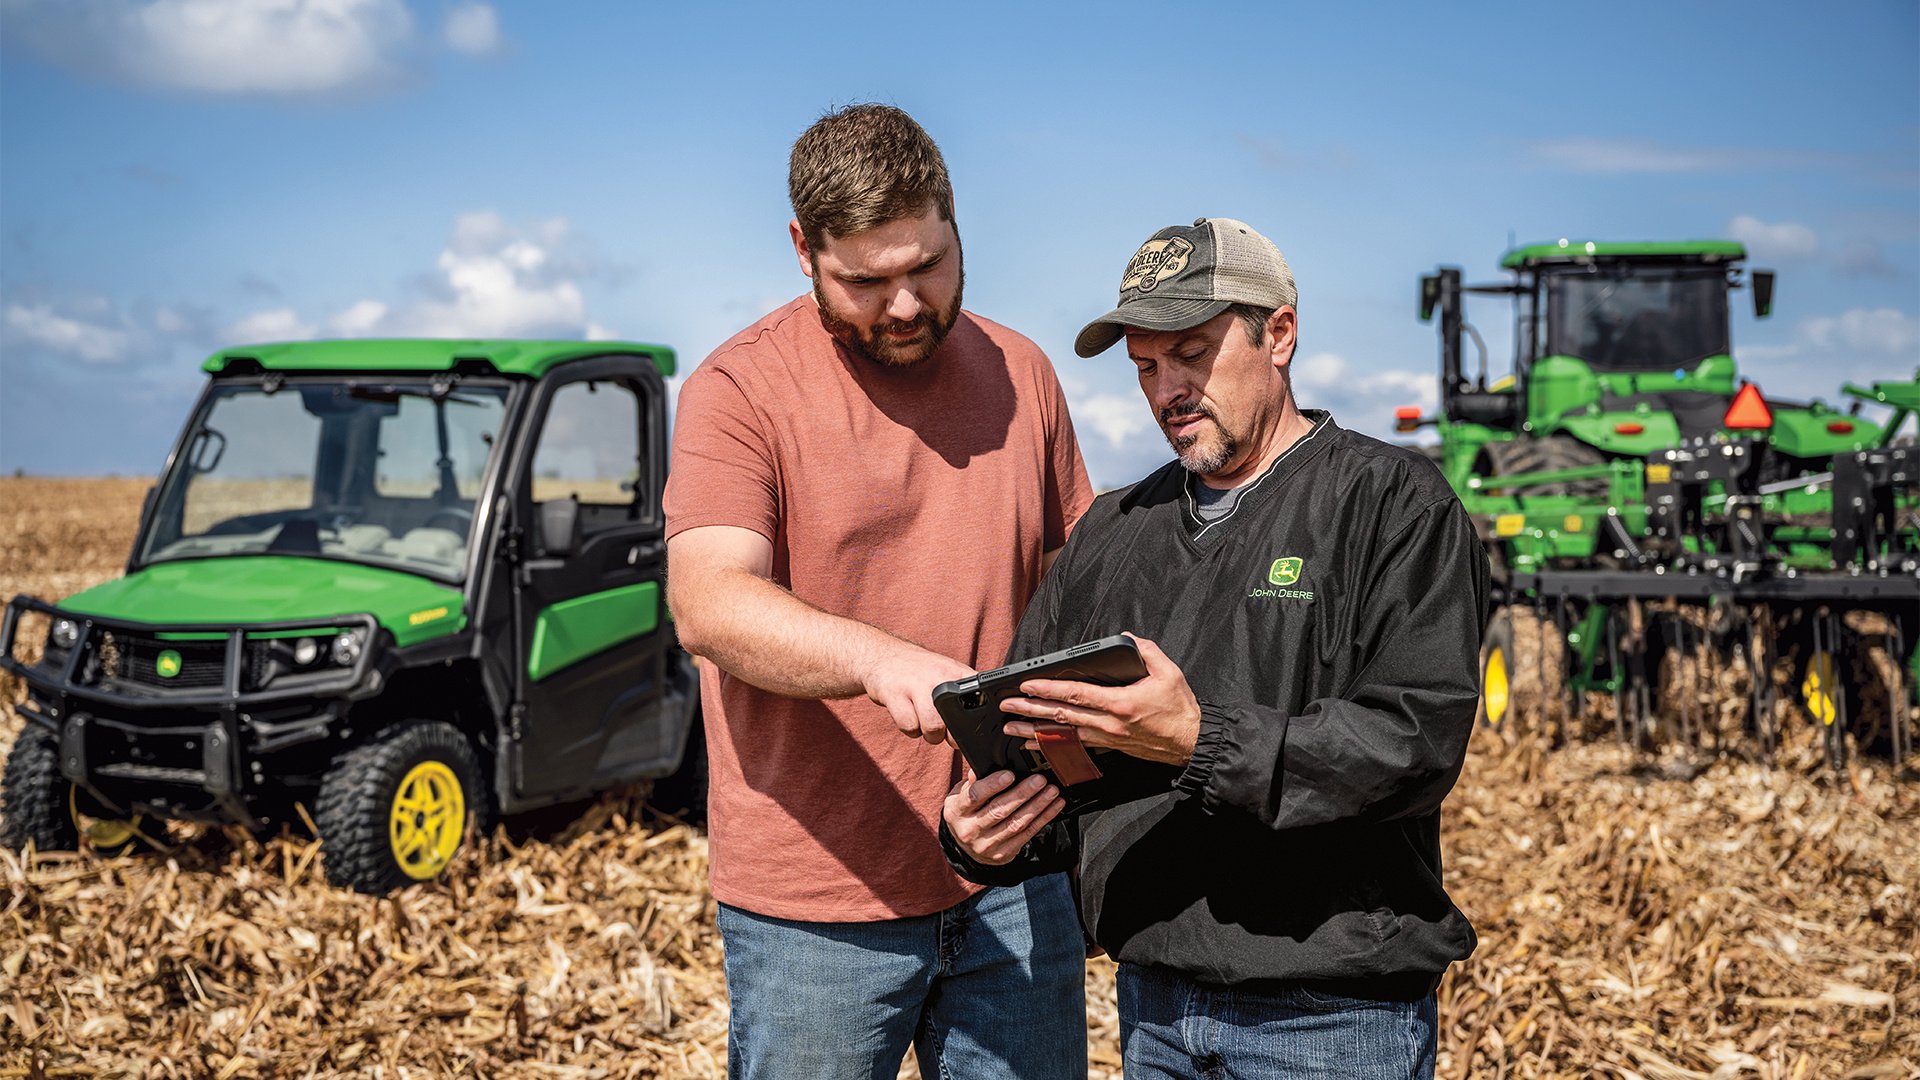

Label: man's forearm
[673,564,919,699]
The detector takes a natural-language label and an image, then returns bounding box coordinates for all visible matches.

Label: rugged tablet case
[935,636,1177,814]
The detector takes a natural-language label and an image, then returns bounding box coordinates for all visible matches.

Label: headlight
[330,630,364,667]
[50,619,79,649]
[292,637,319,666]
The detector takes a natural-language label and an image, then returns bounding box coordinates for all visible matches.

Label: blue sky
[2,1,1915,487]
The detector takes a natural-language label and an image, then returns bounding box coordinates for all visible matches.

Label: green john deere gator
[1402,240,1920,767]
[1,339,704,893]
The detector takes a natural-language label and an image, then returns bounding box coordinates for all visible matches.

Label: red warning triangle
[1724,383,1773,430]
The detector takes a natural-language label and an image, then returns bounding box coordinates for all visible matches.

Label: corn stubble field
[1,476,1916,1079]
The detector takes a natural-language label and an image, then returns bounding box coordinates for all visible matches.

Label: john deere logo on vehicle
[1249,556,1313,601]
[408,606,450,627]
[155,650,183,679]
[1121,237,1193,293]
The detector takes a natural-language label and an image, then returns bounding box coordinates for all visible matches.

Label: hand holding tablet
[933,636,1154,814]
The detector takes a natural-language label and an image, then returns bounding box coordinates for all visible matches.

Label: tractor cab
[1416,240,1769,456]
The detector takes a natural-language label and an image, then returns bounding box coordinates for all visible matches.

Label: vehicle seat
[337,524,392,554]
[384,527,464,565]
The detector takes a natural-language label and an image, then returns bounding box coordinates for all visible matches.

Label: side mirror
[1418,274,1441,323]
[538,497,581,557]
[1751,270,1775,319]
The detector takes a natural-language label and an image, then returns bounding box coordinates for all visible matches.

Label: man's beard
[814,263,965,368]
[1161,402,1238,476]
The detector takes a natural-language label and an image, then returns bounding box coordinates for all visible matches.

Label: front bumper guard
[1,595,380,708]
[3,596,381,826]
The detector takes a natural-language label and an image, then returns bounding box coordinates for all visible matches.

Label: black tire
[0,728,147,856]
[314,721,492,895]
[1478,609,1517,728]
[1,728,79,852]
[1475,436,1609,499]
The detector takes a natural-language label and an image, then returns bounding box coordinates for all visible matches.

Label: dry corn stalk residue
[2,478,1916,1078]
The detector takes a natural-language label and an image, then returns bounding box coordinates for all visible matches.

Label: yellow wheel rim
[1802,650,1839,726]
[1484,646,1511,726]
[67,786,139,851]
[389,761,465,881]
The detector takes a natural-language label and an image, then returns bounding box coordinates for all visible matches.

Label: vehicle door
[508,357,675,803]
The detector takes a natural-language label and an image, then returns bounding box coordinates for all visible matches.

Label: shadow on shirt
[836,316,1017,469]
[719,684,964,906]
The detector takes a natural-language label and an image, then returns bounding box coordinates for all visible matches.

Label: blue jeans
[1118,964,1437,1079]
[717,874,1087,1080]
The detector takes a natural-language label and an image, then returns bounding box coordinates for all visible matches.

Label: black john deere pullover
[943,412,1488,997]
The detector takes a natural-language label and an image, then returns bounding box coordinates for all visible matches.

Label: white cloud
[442,1,499,55]
[1292,352,1436,435]
[152,307,192,336]
[1799,308,1919,354]
[1523,137,1828,175]
[326,298,389,337]
[1292,352,1350,391]
[1727,215,1819,261]
[585,322,619,341]
[1294,352,1436,407]
[1,0,416,97]
[391,213,588,337]
[1833,238,1898,278]
[1733,343,1799,365]
[224,307,316,343]
[225,211,601,343]
[1076,393,1151,450]
[1735,308,1920,396]
[2,303,132,364]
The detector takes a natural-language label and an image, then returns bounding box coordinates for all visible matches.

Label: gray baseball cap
[1075,217,1297,358]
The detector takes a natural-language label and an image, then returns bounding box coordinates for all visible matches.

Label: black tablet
[934,636,1152,812]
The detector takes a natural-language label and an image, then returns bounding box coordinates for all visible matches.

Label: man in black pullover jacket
[941,218,1488,1079]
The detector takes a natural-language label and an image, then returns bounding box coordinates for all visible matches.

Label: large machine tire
[314,721,492,895]
[1478,609,1516,728]
[1,728,78,852]
[1475,436,1609,499]
[1,727,148,856]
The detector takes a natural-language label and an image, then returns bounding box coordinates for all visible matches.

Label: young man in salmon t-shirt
[663,104,1094,1079]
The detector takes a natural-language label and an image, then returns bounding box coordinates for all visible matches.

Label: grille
[246,642,273,691]
[95,631,228,691]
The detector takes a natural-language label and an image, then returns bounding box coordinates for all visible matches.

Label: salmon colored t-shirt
[663,296,1093,921]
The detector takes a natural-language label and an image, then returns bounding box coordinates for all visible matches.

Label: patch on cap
[1120,237,1195,293]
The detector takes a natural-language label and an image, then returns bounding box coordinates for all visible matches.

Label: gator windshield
[139,380,509,582]
[1543,266,1730,372]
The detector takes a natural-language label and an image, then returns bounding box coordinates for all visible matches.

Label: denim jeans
[717,873,1087,1080]
[1117,963,1437,1079]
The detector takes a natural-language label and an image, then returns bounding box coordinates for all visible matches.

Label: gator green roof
[202,338,676,379]
[1501,240,1747,269]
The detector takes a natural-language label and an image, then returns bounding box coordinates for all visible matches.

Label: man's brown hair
[789,104,954,249]
[1226,303,1274,348]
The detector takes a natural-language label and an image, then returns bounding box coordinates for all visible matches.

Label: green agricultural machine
[1401,240,1920,768]
[1,339,705,893]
